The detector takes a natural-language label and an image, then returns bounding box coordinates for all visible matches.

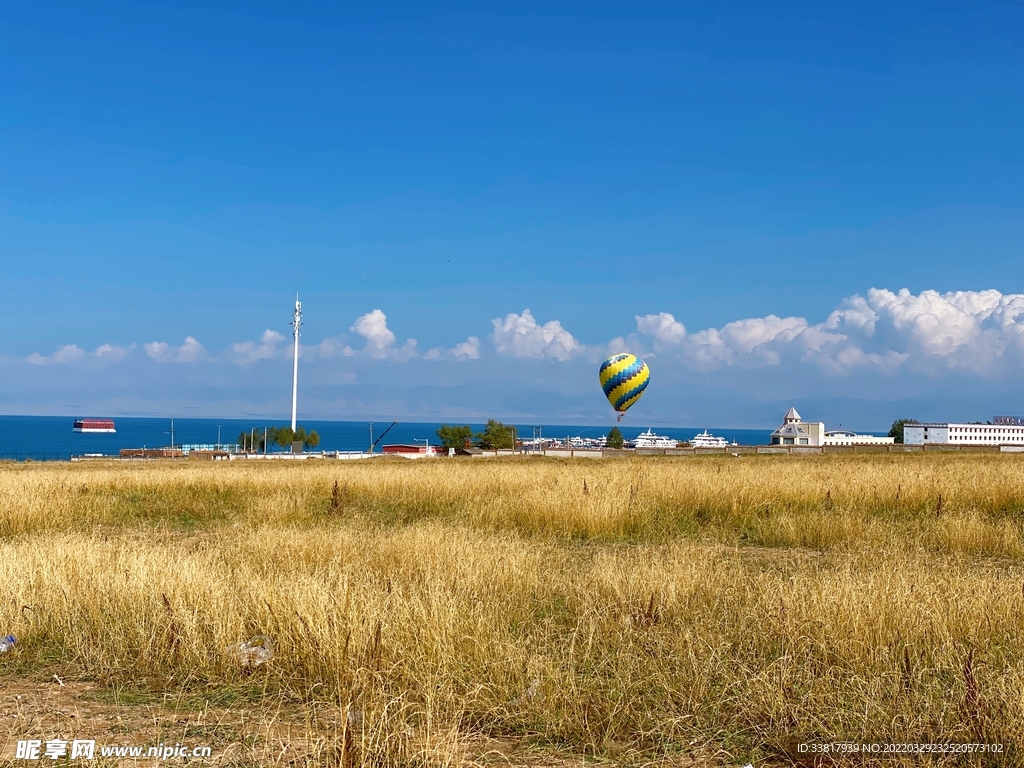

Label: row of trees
[436,420,518,450]
[237,425,320,452]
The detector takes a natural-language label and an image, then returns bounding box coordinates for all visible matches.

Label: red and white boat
[73,419,116,433]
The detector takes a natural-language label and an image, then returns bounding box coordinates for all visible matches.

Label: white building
[769,407,894,446]
[904,422,1024,446]
[769,407,824,446]
[822,430,894,446]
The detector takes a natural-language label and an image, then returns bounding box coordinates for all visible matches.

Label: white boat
[631,429,679,449]
[568,436,606,449]
[689,429,731,448]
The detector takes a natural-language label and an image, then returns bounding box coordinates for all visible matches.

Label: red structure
[73,419,116,433]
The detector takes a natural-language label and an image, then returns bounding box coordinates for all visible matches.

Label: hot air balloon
[599,353,650,421]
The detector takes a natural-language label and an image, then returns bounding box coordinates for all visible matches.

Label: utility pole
[217,424,222,450]
[291,296,302,432]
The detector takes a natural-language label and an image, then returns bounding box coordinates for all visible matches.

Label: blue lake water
[0,415,776,460]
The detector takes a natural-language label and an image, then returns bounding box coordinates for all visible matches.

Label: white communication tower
[290,296,302,432]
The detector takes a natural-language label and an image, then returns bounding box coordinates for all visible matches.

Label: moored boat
[73,418,116,433]
[689,429,731,448]
[631,429,679,449]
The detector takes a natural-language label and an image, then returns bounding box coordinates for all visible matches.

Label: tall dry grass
[1,455,1023,765]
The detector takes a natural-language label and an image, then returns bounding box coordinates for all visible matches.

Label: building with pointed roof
[769,407,824,446]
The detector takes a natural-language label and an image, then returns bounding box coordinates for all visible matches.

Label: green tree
[436,424,473,450]
[272,426,295,449]
[888,418,920,444]
[606,426,624,449]
[238,426,320,451]
[288,426,320,449]
[237,431,268,452]
[476,419,517,450]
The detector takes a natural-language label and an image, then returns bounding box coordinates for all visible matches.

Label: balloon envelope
[599,353,650,414]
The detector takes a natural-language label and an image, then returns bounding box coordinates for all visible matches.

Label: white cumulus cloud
[94,343,132,362]
[15,288,1024,387]
[228,330,284,364]
[27,343,134,365]
[352,309,395,353]
[832,287,1024,373]
[635,312,686,350]
[425,336,481,361]
[350,309,417,360]
[490,310,583,361]
[317,336,355,359]
[146,336,208,364]
[52,345,86,364]
[683,314,814,369]
[630,288,1024,376]
[452,336,481,360]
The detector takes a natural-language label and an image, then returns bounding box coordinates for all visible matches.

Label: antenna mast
[291,296,302,432]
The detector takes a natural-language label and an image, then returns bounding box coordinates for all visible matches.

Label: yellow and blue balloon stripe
[599,353,650,413]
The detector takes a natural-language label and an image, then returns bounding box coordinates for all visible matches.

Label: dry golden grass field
[2,454,1024,766]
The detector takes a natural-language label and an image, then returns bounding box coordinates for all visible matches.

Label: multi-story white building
[904,422,1024,446]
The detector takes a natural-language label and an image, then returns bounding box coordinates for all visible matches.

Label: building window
[784,437,795,445]
[799,438,808,445]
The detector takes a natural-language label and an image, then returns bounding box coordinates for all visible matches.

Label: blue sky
[1,2,1022,427]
